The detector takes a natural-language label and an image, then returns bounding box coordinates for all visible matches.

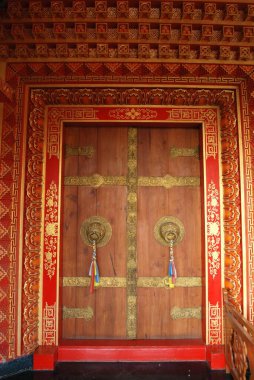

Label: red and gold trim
[40,104,223,346]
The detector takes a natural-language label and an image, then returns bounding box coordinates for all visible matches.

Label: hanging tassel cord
[168,240,177,285]
[89,240,100,293]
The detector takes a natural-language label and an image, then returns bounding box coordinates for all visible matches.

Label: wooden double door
[61,124,202,341]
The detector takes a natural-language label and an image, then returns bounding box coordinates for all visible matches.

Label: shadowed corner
[0,0,6,10]
[1,362,233,380]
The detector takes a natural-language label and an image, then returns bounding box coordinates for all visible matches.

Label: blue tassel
[168,261,173,276]
[95,262,100,284]
[168,260,177,284]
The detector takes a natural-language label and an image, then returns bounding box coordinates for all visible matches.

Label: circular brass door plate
[80,216,112,247]
[154,216,185,246]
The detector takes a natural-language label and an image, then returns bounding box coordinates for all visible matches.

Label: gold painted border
[50,105,218,345]
[236,87,248,319]
[202,120,209,345]
[16,84,30,356]
[39,107,48,345]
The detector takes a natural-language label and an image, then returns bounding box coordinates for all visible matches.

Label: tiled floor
[3,362,232,380]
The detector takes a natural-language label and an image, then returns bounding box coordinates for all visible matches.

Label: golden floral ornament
[44,182,58,279]
[45,222,58,236]
[207,180,221,279]
[63,306,94,321]
[109,107,158,120]
[126,108,142,119]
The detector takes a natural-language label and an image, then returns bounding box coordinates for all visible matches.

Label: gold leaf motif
[127,192,137,203]
[62,276,201,288]
[44,181,58,279]
[65,145,95,158]
[207,181,221,279]
[170,146,199,159]
[63,306,94,321]
[126,127,138,339]
[63,277,126,287]
[45,222,58,236]
[65,174,199,189]
[64,174,126,187]
[138,175,200,189]
[170,306,202,320]
[137,277,201,288]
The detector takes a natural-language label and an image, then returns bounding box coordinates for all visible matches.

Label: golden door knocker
[154,216,184,288]
[80,216,112,293]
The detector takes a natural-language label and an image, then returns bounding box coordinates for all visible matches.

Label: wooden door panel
[62,124,202,340]
[96,127,128,176]
[137,187,201,276]
[137,288,201,339]
[137,127,202,339]
[138,127,200,177]
[137,187,169,277]
[74,187,127,277]
[62,126,128,339]
[62,127,80,339]
[93,288,127,339]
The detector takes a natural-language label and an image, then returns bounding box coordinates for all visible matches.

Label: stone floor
[2,362,232,380]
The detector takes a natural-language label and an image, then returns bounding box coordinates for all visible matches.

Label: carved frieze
[1,1,254,62]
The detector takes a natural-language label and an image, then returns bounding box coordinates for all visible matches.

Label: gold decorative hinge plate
[169,146,200,159]
[62,306,94,320]
[170,306,202,320]
[65,145,95,158]
[62,276,201,288]
[64,174,200,188]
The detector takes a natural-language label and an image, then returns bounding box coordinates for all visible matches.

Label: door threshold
[58,339,206,362]
[34,340,225,371]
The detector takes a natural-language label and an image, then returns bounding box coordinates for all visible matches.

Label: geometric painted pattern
[0,224,8,239]
[0,310,6,323]
[0,246,7,261]
[0,202,8,219]
[0,267,7,282]
[0,288,7,303]
[0,91,14,361]
[0,333,6,344]
[0,182,9,198]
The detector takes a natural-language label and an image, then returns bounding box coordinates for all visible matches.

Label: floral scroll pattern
[44,182,58,279]
[207,180,221,279]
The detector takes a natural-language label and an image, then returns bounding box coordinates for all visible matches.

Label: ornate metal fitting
[154,216,184,246]
[80,216,112,247]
